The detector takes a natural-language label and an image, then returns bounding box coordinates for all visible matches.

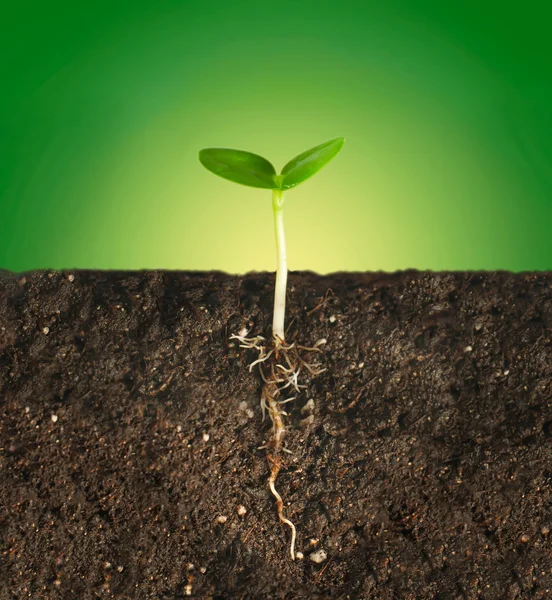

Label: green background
[1,0,551,273]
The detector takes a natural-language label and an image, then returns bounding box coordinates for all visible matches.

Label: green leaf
[280,138,345,190]
[199,148,277,189]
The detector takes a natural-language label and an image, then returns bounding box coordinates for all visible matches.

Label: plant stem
[272,189,287,346]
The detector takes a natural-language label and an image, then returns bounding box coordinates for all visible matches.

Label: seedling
[199,138,344,559]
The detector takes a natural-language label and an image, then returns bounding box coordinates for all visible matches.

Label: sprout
[199,138,344,560]
[199,138,345,347]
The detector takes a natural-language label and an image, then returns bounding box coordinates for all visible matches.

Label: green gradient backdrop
[1,0,551,273]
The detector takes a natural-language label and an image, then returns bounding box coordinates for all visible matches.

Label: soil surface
[1,270,552,599]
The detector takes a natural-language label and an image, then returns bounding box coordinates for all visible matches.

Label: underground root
[231,331,326,560]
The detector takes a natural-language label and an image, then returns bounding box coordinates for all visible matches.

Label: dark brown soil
[1,270,552,599]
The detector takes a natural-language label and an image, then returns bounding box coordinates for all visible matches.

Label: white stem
[272,189,287,346]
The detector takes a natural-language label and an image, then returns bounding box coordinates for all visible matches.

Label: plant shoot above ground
[199,137,344,346]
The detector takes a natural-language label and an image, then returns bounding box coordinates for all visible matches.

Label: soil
[1,270,552,600]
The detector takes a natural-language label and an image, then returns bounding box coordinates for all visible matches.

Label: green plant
[199,137,344,346]
[199,138,344,560]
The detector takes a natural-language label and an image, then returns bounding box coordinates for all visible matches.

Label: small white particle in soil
[309,549,328,563]
[240,402,254,418]
[464,345,473,352]
[66,274,75,282]
[200,567,207,573]
[186,563,194,571]
[42,327,49,335]
[185,584,193,596]
[329,315,336,323]
[504,370,510,376]
[296,552,304,560]
[176,425,182,432]
[237,505,247,517]
[117,566,124,572]
[202,433,210,442]
[358,362,365,369]
[25,407,30,413]
[301,399,315,414]
[51,415,58,423]
[216,515,228,524]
